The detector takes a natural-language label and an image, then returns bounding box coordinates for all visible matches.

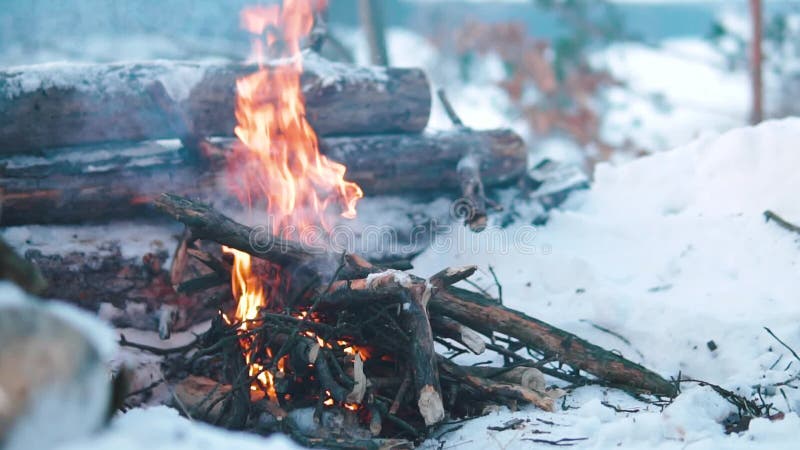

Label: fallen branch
[430,287,678,397]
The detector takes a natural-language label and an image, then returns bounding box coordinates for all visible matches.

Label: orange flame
[227,0,362,234]
[224,0,363,401]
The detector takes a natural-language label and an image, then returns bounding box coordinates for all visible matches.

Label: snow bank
[415,119,800,448]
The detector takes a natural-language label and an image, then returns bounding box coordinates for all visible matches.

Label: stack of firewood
[0,53,526,229]
[130,193,679,449]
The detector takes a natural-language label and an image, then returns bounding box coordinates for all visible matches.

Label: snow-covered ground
[597,39,750,152]
[411,118,800,449]
[6,118,796,450]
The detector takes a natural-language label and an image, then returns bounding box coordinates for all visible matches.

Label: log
[462,366,546,393]
[0,129,526,225]
[0,54,431,153]
[430,287,679,397]
[23,245,218,331]
[437,357,553,411]
[399,284,444,426]
[429,315,485,355]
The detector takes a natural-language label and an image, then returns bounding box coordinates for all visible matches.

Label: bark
[429,315,485,355]
[0,129,526,226]
[430,287,678,397]
[400,284,444,426]
[0,55,430,153]
[173,376,232,422]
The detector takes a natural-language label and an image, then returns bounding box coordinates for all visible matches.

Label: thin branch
[764,327,800,362]
[764,210,800,235]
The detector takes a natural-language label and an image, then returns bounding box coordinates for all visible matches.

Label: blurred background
[1,0,796,173]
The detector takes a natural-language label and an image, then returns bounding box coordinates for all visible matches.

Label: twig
[172,387,194,421]
[764,210,800,235]
[764,327,800,362]
[118,333,200,356]
[600,401,640,413]
[437,88,465,128]
[487,418,525,431]
[124,379,164,399]
[679,377,762,416]
[272,253,348,366]
[487,265,503,305]
[390,369,412,415]
[521,437,588,446]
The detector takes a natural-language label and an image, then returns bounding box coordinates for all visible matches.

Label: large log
[0,129,526,225]
[0,53,431,153]
[23,244,218,333]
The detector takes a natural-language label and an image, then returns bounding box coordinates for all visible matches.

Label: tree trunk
[359,0,389,66]
[0,55,430,153]
[750,0,764,124]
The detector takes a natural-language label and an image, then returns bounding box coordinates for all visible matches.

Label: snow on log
[0,53,431,153]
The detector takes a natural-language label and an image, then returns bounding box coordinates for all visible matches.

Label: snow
[0,60,212,102]
[303,50,389,91]
[596,39,749,152]
[413,118,800,448]
[54,406,303,450]
[2,221,181,264]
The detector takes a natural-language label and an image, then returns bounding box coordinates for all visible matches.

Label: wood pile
[0,55,526,227]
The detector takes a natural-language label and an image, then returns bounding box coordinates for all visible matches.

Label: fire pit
[0,1,674,448]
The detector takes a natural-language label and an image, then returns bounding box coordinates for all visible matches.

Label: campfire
[0,1,676,448]
[132,1,675,447]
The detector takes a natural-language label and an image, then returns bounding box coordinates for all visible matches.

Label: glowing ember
[223,0,363,402]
